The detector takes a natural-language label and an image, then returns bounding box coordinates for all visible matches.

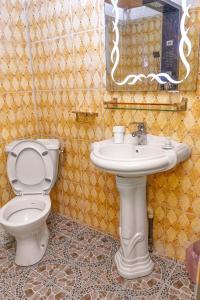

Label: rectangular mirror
[105,0,199,92]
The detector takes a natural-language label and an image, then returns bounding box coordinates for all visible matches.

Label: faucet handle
[129,122,146,132]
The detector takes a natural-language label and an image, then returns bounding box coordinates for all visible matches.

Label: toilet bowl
[0,195,51,266]
[0,139,60,266]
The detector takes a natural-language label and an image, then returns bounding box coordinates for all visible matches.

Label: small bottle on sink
[113,126,126,144]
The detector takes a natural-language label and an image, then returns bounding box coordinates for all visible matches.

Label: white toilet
[0,139,60,266]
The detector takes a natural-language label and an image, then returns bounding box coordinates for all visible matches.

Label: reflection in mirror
[105,0,199,92]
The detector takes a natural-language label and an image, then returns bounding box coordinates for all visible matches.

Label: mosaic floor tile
[77,264,109,289]
[93,234,119,257]
[0,259,35,282]
[135,296,160,300]
[33,257,68,279]
[56,239,88,262]
[8,270,49,299]
[50,264,77,297]
[49,230,71,247]
[77,248,109,265]
[0,213,195,300]
[78,290,132,300]
[0,278,9,294]
[53,235,117,268]
[0,242,15,266]
[166,262,196,297]
[0,225,14,246]
[73,227,104,246]
[160,284,195,300]
[0,291,16,300]
[57,217,86,238]
[31,281,67,300]
[46,212,66,231]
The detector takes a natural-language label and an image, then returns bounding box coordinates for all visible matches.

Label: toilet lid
[7,140,54,195]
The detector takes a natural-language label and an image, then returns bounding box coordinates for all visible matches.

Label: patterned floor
[0,212,196,300]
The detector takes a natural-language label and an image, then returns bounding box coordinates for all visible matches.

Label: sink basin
[98,144,164,160]
[91,134,191,177]
[90,134,191,279]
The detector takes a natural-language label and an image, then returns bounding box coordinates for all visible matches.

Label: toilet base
[15,223,49,266]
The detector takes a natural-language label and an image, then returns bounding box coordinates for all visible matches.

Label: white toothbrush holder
[113,126,126,144]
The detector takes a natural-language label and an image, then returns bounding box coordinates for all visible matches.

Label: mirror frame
[110,0,192,86]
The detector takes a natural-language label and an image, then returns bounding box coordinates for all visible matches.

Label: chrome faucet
[130,122,147,145]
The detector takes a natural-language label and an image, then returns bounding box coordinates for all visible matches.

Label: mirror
[105,0,199,91]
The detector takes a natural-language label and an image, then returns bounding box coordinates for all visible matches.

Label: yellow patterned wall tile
[0,0,27,43]
[62,181,84,220]
[153,205,166,256]
[77,114,104,142]
[0,146,9,189]
[0,93,34,143]
[73,30,102,89]
[165,209,200,260]
[106,188,120,237]
[82,183,107,231]
[46,0,71,37]
[60,140,81,184]
[72,89,104,113]
[51,180,64,212]
[27,0,48,42]
[0,42,32,93]
[31,41,54,90]
[50,36,74,90]
[71,0,100,33]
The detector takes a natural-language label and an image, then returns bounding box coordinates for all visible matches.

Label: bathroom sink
[91,134,191,177]
[90,134,191,279]
[97,143,164,159]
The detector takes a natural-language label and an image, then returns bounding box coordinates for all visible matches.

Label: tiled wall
[26,0,200,261]
[1,0,200,262]
[0,0,38,207]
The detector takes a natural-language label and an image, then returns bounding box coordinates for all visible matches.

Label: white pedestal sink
[90,134,191,279]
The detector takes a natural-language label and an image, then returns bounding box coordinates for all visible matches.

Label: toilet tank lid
[36,139,60,150]
[5,139,60,152]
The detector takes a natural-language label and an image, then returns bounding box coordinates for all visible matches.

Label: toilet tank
[5,139,60,186]
[37,139,60,184]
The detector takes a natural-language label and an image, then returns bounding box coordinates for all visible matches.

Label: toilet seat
[7,140,54,196]
[0,195,51,227]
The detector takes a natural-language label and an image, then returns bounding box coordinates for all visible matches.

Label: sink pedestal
[115,176,154,279]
